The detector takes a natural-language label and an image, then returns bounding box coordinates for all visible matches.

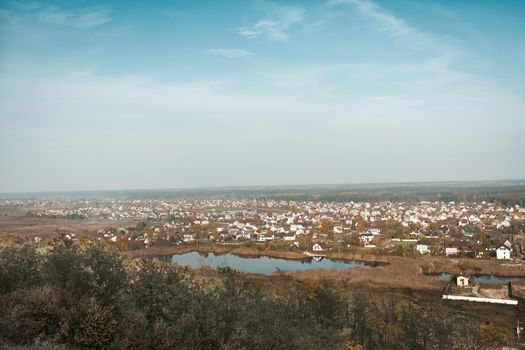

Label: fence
[442,294,518,305]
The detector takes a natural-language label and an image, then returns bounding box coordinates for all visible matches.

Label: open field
[0,213,137,245]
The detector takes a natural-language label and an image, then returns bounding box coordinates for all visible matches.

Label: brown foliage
[72,298,117,349]
[0,286,69,343]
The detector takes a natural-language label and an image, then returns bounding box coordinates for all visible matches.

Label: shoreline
[123,245,525,286]
[123,244,390,265]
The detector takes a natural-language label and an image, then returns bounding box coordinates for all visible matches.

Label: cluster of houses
[7,198,523,259]
[27,199,524,229]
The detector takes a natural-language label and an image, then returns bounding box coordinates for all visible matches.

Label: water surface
[161,251,384,275]
[435,273,525,283]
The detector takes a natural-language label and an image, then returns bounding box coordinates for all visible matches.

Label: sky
[0,0,524,192]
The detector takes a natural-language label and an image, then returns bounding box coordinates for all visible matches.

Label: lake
[158,251,385,275]
[435,273,525,283]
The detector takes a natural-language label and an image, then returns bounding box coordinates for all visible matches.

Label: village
[2,196,525,347]
[5,197,523,260]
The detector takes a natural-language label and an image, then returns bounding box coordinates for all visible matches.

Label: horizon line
[1,178,525,197]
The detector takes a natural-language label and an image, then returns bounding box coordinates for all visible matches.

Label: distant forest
[3,180,525,205]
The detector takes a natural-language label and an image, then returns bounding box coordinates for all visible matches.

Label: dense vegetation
[0,238,507,349]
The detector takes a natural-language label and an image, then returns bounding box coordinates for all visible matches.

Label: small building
[312,243,324,252]
[456,275,469,287]
[258,233,274,242]
[283,233,296,241]
[359,233,374,244]
[416,244,429,254]
[370,228,381,235]
[496,244,511,260]
[445,247,458,256]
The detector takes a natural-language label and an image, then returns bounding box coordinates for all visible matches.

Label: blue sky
[0,0,524,192]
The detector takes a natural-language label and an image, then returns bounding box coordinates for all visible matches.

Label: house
[416,244,429,254]
[458,217,469,227]
[312,243,324,252]
[370,228,381,235]
[258,233,274,242]
[359,233,374,244]
[456,275,469,287]
[496,242,512,260]
[468,215,481,224]
[445,247,458,256]
[333,226,343,234]
[497,219,511,229]
[283,233,296,241]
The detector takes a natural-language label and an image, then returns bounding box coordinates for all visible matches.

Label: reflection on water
[158,251,384,275]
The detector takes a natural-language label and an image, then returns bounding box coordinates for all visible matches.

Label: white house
[312,243,324,252]
[283,233,297,241]
[258,233,274,242]
[416,244,429,254]
[445,247,458,256]
[496,244,511,260]
[370,228,381,235]
[456,275,469,287]
[359,233,374,244]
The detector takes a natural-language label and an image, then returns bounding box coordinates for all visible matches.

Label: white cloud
[237,3,304,41]
[3,3,112,28]
[204,48,254,58]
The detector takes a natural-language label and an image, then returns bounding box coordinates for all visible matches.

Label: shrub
[0,286,69,344]
[0,244,43,294]
[71,298,116,349]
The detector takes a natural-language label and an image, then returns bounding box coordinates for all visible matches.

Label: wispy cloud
[329,0,412,36]
[38,8,111,28]
[3,3,111,28]
[203,48,254,58]
[237,3,304,41]
[328,0,457,60]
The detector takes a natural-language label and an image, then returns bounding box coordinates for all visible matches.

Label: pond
[156,251,385,275]
[435,273,525,283]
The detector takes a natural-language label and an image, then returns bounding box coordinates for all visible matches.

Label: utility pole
[518,319,523,344]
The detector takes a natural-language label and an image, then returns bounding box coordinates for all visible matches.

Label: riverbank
[123,245,525,292]
[418,256,525,277]
[123,244,390,264]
